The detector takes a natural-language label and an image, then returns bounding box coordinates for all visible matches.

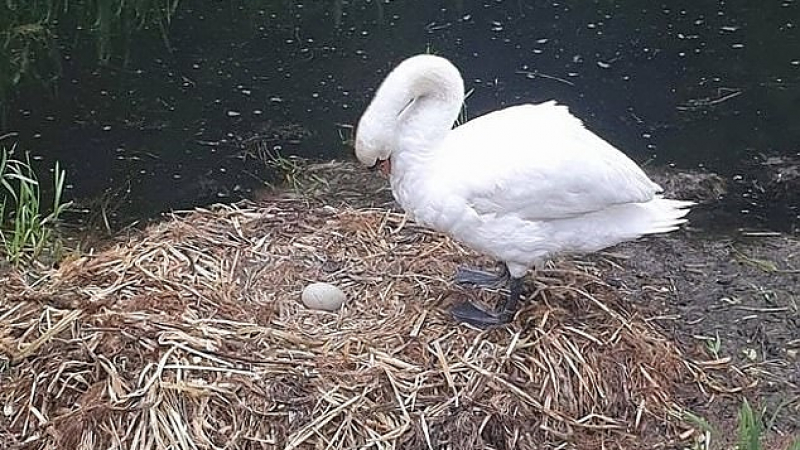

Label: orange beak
[378,159,391,176]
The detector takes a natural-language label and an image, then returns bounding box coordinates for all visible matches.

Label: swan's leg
[450,276,523,328]
[454,264,509,288]
[500,277,523,316]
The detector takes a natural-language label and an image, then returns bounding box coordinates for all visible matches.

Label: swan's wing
[434,101,662,221]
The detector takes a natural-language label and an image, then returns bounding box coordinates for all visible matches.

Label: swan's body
[356,54,692,327]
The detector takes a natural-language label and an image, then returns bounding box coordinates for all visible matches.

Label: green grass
[737,399,762,450]
[261,148,326,194]
[0,146,71,266]
[683,399,799,450]
[736,399,800,450]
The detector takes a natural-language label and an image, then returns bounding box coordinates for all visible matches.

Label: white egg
[301,282,347,311]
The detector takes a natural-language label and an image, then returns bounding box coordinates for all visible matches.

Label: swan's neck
[359,55,464,165]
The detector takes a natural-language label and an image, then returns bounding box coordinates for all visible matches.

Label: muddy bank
[606,233,799,442]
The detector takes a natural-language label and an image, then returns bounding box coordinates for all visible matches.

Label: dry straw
[1,161,746,449]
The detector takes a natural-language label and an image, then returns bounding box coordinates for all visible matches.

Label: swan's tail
[554,196,694,253]
[637,195,695,235]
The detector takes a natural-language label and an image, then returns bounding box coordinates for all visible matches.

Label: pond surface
[4,0,799,231]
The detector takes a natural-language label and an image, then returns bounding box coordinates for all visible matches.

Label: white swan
[355,54,693,328]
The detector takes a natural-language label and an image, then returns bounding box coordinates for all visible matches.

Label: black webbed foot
[451,301,514,328]
[453,265,509,288]
[450,276,524,329]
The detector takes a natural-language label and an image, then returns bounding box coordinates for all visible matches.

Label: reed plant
[0,0,180,120]
[0,145,70,266]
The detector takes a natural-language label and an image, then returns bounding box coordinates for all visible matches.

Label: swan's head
[355,93,402,177]
[355,54,464,174]
[354,123,392,169]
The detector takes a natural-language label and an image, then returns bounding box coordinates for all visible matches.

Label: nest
[1,161,736,449]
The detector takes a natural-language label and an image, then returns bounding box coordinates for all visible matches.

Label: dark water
[4,0,799,231]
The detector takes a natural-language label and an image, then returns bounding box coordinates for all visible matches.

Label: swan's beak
[368,158,391,177]
[378,158,391,176]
